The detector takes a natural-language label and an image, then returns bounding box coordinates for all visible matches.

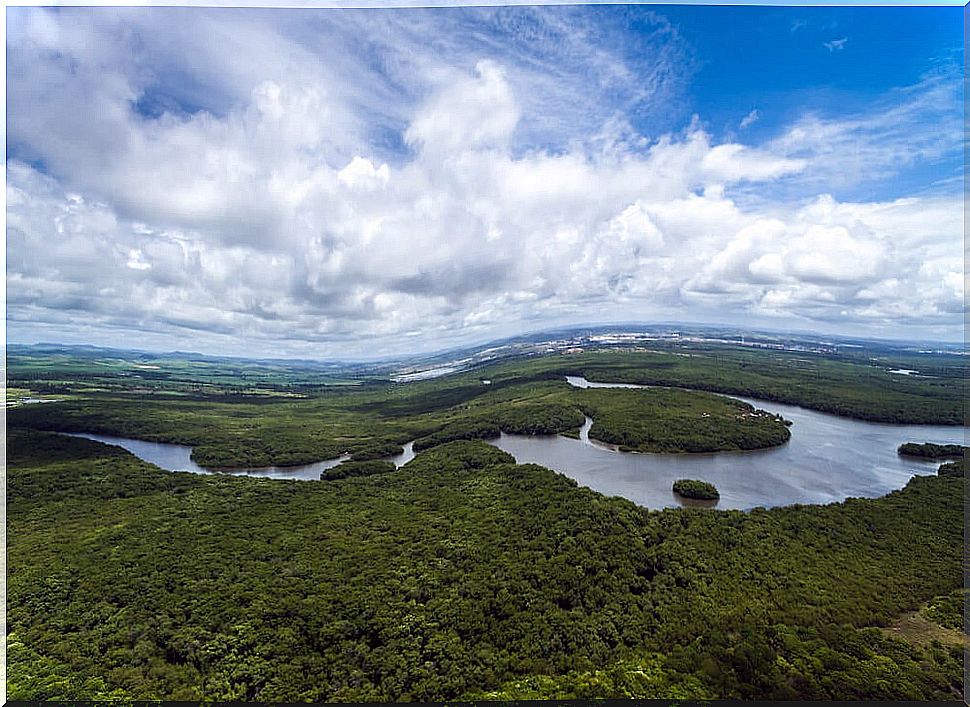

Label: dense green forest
[898,442,967,459]
[9,375,789,469]
[7,430,965,701]
[322,459,396,480]
[672,479,720,500]
[579,388,789,453]
[7,347,967,701]
[485,350,965,424]
[937,459,965,478]
[919,590,966,632]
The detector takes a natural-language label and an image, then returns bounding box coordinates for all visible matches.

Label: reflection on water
[64,433,351,481]
[62,376,965,510]
[490,377,965,510]
[66,433,417,481]
[388,441,416,468]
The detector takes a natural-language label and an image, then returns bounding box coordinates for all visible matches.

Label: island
[672,478,720,500]
[898,442,967,460]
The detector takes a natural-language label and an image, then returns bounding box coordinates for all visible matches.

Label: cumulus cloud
[405,61,520,154]
[337,157,390,192]
[681,193,961,329]
[5,7,964,357]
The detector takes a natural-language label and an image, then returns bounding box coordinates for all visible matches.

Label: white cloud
[764,70,961,194]
[5,7,964,356]
[681,193,960,329]
[786,225,886,285]
[405,60,521,154]
[700,143,805,184]
[337,157,391,191]
[739,109,760,130]
[823,37,848,52]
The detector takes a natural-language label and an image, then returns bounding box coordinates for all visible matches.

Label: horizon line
[8,321,966,366]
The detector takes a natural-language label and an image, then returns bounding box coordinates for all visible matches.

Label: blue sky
[668,5,961,198]
[6,4,964,358]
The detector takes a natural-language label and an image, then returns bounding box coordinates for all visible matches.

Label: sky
[5,4,964,359]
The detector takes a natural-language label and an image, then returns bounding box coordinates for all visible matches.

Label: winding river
[64,376,965,510]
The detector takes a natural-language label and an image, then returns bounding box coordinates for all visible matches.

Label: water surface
[65,433,351,481]
[63,377,965,509]
[491,377,963,509]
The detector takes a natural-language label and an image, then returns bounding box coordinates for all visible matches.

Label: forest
[492,350,965,425]
[10,341,966,425]
[9,373,792,470]
[672,479,720,500]
[6,346,967,702]
[7,430,964,701]
[897,442,967,459]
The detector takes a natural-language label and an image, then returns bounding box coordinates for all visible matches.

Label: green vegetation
[6,346,967,700]
[9,370,786,469]
[672,479,720,500]
[322,459,396,480]
[410,403,589,451]
[580,388,789,452]
[919,590,965,632]
[10,342,964,430]
[350,441,406,461]
[898,442,967,459]
[6,343,372,396]
[481,348,965,425]
[412,420,501,451]
[7,430,964,701]
[900,446,969,479]
[938,459,965,478]
[408,440,516,472]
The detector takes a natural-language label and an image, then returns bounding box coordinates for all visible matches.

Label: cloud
[739,109,760,130]
[823,37,848,52]
[681,193,961,329]
[5,7,964,357]
[405,60,520,154]
[337,157,391,192]
[761,69,961,197]
[700,143,805,184]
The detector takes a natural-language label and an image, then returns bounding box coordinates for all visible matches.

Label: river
[63,377,965,509]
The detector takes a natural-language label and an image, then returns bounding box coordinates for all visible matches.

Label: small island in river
[672,478,720,500]
[897,442,967,460]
